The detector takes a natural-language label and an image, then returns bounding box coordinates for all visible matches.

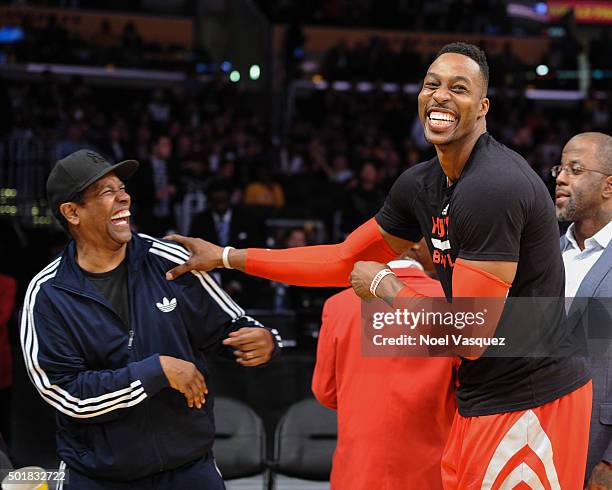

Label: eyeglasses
[551,163,611,178]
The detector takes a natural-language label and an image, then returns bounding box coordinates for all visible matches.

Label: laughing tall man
[165,43,591,488]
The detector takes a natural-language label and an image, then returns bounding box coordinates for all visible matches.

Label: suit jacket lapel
[567,242,612,321]
[574,242,612,298]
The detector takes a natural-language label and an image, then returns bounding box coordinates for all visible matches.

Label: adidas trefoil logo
[156,297,177,312]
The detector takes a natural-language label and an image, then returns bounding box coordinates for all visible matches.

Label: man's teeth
[429,111,456,122]
[111,210,131,220]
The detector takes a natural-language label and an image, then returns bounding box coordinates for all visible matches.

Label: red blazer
[312,267,458,489]
[0,274,16,389]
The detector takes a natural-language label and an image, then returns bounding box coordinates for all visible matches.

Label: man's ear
[603,176,612,199]
[59,202,80,226]
[478,97,490,119]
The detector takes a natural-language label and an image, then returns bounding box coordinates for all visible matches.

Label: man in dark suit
[555,132,612,489]
[130,134,177,236]
[190,180,261,250]
[190,180,262,306]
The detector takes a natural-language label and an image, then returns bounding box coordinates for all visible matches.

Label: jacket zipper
[54,285,135,349]
[56,278,165,471]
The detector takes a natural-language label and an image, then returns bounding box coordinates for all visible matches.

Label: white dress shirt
[562,220,612,298]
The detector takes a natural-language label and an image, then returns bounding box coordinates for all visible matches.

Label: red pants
[441,381,592,490]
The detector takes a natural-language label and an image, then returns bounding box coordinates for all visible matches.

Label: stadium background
[0,0,610,487]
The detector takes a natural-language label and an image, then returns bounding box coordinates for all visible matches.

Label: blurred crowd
[302,27,612,91]
[259,0,512,34]
[0,14,208,70]
[2,71,610,241]
[319,38,532,87]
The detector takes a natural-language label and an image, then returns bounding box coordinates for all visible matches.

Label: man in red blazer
[0,273,17,440]
[312,241,457,489]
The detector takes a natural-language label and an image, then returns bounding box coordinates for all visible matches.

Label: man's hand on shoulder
[223,327,275,366]
[164,235,225,279]
[586,461,612,490]
[159,356,208,409]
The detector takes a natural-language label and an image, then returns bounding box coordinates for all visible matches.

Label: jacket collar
[563,221,612,253]
[53,234,150,291]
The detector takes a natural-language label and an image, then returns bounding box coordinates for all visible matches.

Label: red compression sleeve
[394,259,512,359]
[395,258,511,299]
[452,259,512,297]
[245,218,399,287]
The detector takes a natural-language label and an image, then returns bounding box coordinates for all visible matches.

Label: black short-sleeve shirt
[376,133,589,416]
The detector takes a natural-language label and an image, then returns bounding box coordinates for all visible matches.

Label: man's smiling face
[71,172,133,250]
[418,52,489,147]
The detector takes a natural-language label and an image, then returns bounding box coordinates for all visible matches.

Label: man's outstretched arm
[165,218,414,287]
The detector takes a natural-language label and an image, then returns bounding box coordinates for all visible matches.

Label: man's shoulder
[136,233,189,266]
[391,158,440,196]
[325,288,360,309]
[399,158,439,179]
[593,241,612,284]
[471,134,542,189]
[25,255,64,310]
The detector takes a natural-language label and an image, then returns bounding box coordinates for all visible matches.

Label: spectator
[190,180,261,248]
[555,132,612,487]
[244,164,285,209]
[98,120,129,163]
[130,134,178,235]
[0,273,16,442]
[121,21,143,65]
[312,242,457,489]
[341,161,384,234]
[55,122,91,160]
[148,89,172,126]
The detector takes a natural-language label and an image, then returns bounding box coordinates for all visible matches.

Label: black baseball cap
[47,149,139,220]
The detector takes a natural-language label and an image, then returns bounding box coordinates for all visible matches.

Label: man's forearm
[227,248,247,272]
[235,219,398,287]
[165,219,400,283]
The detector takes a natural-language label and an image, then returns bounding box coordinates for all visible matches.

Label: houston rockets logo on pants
[441,381,592,490]
[481,410,560,489]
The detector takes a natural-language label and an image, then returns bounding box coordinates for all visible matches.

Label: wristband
[369,268,395,298]
[222,246,235,269]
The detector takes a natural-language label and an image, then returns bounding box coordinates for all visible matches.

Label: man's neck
[76,242,127,273]
[435,129,485,184]
[573,211,612,250]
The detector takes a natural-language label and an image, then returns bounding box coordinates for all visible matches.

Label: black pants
[61,453,225,490]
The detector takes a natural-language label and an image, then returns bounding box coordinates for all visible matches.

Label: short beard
[556,197,577,222]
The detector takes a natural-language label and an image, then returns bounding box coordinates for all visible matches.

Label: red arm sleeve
[245,218,398,287]
[394,259,511,359]
[395,258,511,299]
[311,300,338,410]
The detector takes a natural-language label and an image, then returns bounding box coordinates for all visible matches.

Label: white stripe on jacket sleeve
[142,235,244,318]
[20,259,148,419]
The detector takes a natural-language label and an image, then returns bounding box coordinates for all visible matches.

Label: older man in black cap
[20,150,281,489]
